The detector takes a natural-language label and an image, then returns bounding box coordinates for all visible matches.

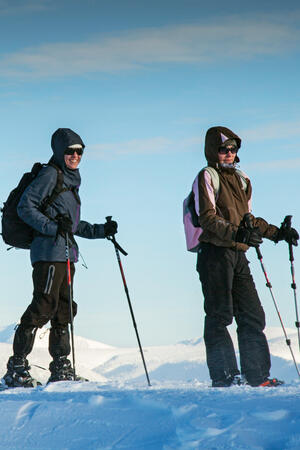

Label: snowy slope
[0,324,299,449]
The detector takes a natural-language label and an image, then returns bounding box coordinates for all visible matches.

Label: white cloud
[1,13,300,79]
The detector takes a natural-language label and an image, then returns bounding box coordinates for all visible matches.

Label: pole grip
[105,216,128,256]
[243,213,263,258]
[283,215,292,230]
[256,246,263,260]
[243,213,253,229]
[283,215,294,262]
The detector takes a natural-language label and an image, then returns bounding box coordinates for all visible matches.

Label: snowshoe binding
[47,356,88,383]
[3,355,41,388]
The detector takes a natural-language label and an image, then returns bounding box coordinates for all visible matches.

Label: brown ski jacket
[197,126,278,251]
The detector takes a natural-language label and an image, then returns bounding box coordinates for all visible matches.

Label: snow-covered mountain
[0,324,299,449]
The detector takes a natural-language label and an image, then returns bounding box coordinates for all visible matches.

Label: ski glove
[274,226,299,246]
[56,215,73,238]
[235,225,263,247]
[104,220,118,237]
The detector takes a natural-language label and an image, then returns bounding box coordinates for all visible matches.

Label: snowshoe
[47,356,88,383]
[258,377,284,387]
[3,356,41,388]
[244,376,284,387]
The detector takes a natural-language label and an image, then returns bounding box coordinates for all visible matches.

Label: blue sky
[0,0,299,347]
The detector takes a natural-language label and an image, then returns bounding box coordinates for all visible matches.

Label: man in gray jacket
[3,128,117,387]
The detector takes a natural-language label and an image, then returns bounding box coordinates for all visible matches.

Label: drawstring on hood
[204,126,241,167]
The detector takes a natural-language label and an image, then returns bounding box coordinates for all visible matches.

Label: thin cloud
[242,120,300,142]
[0,0,51,15]
[245,158,300,171]
[1,13,300,79]
[89,136,202,159]
[91,117,300,160]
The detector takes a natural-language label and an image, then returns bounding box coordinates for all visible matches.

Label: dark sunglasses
[218,146,238,155]
[65,148,84,156]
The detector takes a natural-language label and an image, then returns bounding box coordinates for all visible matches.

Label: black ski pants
[197,243,271,386]
[13,261,77,359]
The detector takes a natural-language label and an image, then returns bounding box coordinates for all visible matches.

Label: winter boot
[47,356,88,383]
[211,374,243,387]
[3,355,41,388]
[219,374,248,386]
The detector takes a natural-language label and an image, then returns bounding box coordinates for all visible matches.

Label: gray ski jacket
[17,128,105,265]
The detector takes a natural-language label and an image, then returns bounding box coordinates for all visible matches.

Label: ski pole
[65,232,76,381]
[105,216,151,387]
[282,215,300,351]
[244,213,300,378]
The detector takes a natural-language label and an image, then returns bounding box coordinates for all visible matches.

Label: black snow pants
[13,261,77,359]
[197,243,271,386]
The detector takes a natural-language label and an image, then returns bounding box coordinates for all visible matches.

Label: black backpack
[1,162,64,249]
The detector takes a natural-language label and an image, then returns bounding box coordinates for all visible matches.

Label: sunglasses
[65,148,84,156]
[218,146,238,155]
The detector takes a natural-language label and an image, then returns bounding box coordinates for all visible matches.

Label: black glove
[274,226,299,246]
[235,225,263,247]
[104,220,118,237]
[56,215,73,238]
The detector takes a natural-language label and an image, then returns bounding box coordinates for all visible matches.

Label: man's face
[64,149,83,170]
[218,144,237,165]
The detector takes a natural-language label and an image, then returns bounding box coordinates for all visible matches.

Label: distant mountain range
[0,324,298,385]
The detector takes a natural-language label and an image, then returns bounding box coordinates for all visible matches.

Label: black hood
[204,126,241,166]
[50,128,85,170]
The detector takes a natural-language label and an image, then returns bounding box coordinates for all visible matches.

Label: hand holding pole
[105,216,128,256]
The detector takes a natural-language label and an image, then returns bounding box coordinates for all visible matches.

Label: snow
[0,325,300,449]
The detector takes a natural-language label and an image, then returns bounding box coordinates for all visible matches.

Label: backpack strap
[203,166,220,197]
[235,168,248,191]
[39,163,72,213]
[45,163,65,206]
[70,187,81,205]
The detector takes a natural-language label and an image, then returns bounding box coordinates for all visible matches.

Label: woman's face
[64,151,82,170]
[218,145,237,165]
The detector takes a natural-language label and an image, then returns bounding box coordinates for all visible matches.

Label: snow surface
[0,325,300,449]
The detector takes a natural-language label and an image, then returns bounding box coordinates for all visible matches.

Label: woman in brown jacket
[196,126,298,387]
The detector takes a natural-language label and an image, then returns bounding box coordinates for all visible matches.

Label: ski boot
[47,356,88,383]
[3,355,41,388]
